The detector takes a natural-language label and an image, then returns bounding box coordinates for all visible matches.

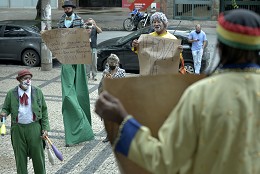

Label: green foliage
[232,0,239,9]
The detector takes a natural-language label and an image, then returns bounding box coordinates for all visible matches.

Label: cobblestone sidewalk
[0,65,119,174]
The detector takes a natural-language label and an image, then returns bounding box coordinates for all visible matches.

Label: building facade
[0,0,259,21]
[0,0,58,8]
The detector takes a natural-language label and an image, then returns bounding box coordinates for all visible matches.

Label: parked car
[97,26,210,73]
[0,23,41,67]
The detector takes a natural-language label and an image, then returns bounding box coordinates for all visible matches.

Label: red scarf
[20,93,29,105]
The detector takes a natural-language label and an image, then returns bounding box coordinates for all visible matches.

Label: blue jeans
[192,48,203,74]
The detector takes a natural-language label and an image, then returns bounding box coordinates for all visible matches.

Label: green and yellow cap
[217,9,260,50]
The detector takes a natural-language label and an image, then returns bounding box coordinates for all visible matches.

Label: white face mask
[20,79,31,90]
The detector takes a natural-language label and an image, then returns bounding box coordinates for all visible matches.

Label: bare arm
[203,40,207,49]
[188,38,199,43]
[92,20,102,33]
[95,25,102,33]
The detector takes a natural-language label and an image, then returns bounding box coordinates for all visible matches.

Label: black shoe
[102,137,109,143]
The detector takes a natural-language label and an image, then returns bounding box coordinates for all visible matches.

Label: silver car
[0,23,41,67]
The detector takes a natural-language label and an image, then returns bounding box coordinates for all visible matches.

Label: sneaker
[102,137,109,143]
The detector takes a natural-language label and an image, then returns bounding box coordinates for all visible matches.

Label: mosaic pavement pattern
[0,65,120,174]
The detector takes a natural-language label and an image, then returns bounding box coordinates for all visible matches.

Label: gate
[220,0,260,15]
[174,0,213,20]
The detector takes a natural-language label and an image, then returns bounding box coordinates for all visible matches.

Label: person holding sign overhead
[132,12,177,51]
[58,0,94,146]
[131,12,183,75]
[95,9,260,174]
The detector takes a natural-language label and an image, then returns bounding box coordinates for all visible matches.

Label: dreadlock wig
[150,12,168,27]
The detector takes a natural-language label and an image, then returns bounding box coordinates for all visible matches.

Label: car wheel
[123,18,135,31]
[184,62,195,74]
[22,49,40,67]
[102,59,108,70]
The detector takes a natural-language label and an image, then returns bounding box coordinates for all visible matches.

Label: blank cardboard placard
[138,34,181,75]
[41,28,91,64]
[103,74,205,174]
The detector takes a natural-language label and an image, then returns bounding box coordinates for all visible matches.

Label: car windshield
[116,27,150,44]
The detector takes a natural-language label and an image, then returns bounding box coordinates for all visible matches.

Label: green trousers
[61,64,94,145]
[11,121,45,174]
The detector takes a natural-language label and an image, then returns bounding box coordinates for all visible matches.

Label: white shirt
[18,86,33,124]
[64,13,75,28]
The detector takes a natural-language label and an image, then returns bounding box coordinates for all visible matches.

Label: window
[4,26,29,37]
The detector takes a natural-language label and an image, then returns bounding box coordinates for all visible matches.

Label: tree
[232,0,239,9]
[35,0,41,20]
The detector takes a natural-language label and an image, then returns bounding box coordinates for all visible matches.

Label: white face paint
[20,79,31,90]
[152,19,165,33]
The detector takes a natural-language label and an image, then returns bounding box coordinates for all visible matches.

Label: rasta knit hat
[216,9,260,50]
[16,69,33,81]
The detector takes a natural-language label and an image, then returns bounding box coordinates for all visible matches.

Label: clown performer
[58,0,94,146]
[132,12,178,50]
[131,12,183,74]
[95,9,260,174]
[0,69,50,174]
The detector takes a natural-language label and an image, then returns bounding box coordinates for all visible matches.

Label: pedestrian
[0,69,50,174]
[85,18,102,81]
[58,0,94,146]
[95,9,260,174]
[97,53,126,143]
[131,12,183,73]
[188,24,207,74]
[132,12,178,50]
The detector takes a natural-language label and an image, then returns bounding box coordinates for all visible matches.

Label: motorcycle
[123,8,146,31]
[137,9,156,30]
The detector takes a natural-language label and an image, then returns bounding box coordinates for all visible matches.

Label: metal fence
[220,0,260,15]
[174,0,213,20]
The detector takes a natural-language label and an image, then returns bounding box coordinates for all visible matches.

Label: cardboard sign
[103,74,205,174]
[41,28,91,64]
[138,34,181,75]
